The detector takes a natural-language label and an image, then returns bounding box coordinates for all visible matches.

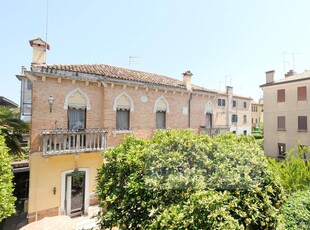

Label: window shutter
[277,116,285,130]
[277,89,285,102]
[298,86,307,101]
[298,116,307,131]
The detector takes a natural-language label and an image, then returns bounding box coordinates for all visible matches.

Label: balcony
[42,129,108,156]
[199,126,230,137]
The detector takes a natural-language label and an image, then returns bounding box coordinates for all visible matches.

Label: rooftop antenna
[45,0,49,61]
[292,52,302,72]
[129,56,141,68]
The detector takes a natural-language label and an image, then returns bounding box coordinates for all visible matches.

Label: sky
[1,0,310,105]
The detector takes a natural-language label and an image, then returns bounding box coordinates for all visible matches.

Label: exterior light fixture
[48,96,54,113]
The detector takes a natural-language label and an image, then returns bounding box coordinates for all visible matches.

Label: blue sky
[1,0,310,104]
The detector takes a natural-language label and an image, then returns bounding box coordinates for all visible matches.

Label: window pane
[278,143,286,158]
[298,86,307,101]
[156,111,166,129]
[277,116,285,130]
[117,110,129,130]
[233,100,236,107]
[218,99,221,106]
[68,108,85,130]
[298,116,307,130]
[243,115,247,124]
[243,102,247,108]
[277,89,285,102]
[222,99,226,106]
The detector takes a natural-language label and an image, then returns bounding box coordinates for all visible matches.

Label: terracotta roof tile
[34,64,216,93]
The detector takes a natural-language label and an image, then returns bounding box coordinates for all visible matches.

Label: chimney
[285,70,296,78]
[265,70,275,83]
[182,70,193,91]
[29,38,50,66]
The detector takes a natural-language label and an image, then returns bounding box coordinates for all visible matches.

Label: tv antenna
[283,51,302,74]
[45,0,49,61]
[129,56,141,68]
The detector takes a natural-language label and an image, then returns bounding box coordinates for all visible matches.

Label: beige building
[251,99,263,128]
[22,38,252,222]
[261,70,310,158]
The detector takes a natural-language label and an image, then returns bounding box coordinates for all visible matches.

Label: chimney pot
[29,38,50,66]
[183,70,193,91]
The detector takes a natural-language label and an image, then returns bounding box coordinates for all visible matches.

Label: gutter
[188,93,192,128]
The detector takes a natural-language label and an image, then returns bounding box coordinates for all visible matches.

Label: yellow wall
[28,152,103,215]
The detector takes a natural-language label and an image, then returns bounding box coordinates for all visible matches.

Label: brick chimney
[265,70,275,83]
[183,70,193,91]
[29,38,50,65]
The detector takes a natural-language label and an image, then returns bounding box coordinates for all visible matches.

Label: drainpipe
[188,93,192,128]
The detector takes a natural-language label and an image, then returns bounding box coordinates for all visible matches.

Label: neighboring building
[251,99,263,128]
[16,66,32,122]
[0,96,18,108]
[211,87,252,135]
[22,38,252,222]
[260,70,310,158]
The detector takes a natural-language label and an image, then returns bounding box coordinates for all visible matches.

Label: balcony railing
[42,128,108,156]
[199,126,230,137]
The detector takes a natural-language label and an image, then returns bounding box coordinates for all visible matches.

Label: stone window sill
[298,129,308,132]
[112,129,134,137]
[277,129,286,131]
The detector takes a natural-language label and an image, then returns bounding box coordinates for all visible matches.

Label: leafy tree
[0,131,16,222]
[0,106,29,157]
[96,131,284,229]
[268,146,310,193]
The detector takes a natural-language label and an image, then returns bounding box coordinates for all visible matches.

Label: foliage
[282,190,310,229]
[0,106,29,157]
[96,130,284,229]
[268,146,310,193]
[0,131,16,222]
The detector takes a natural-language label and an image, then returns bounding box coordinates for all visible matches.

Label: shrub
[96,130,284,229]
[282,190,310,229]
[0,131,16,222]
[268,146,310,193]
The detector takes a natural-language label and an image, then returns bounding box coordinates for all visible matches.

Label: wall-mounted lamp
[48,96,54,113]
[53,186,56,195]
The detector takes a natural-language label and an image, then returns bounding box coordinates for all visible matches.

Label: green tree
[0,131,16,222]
[96,130,284,229]
[0,106,29,157]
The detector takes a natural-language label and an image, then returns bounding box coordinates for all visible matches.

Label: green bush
[282,190,310,229]
[0,131,16,222]
[268,147,310,193]
[96,130,284,229]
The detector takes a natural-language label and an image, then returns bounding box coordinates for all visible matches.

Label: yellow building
[261,70,310,158]
[251,99,263,128]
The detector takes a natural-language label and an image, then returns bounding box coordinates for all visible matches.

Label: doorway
[206,113,212,128]
[65,171,85,217]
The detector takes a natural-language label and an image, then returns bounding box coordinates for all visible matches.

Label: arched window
[204,101,214,128]
[154,96,169,129]
[64,88,90,130]
[113,92,134,130]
